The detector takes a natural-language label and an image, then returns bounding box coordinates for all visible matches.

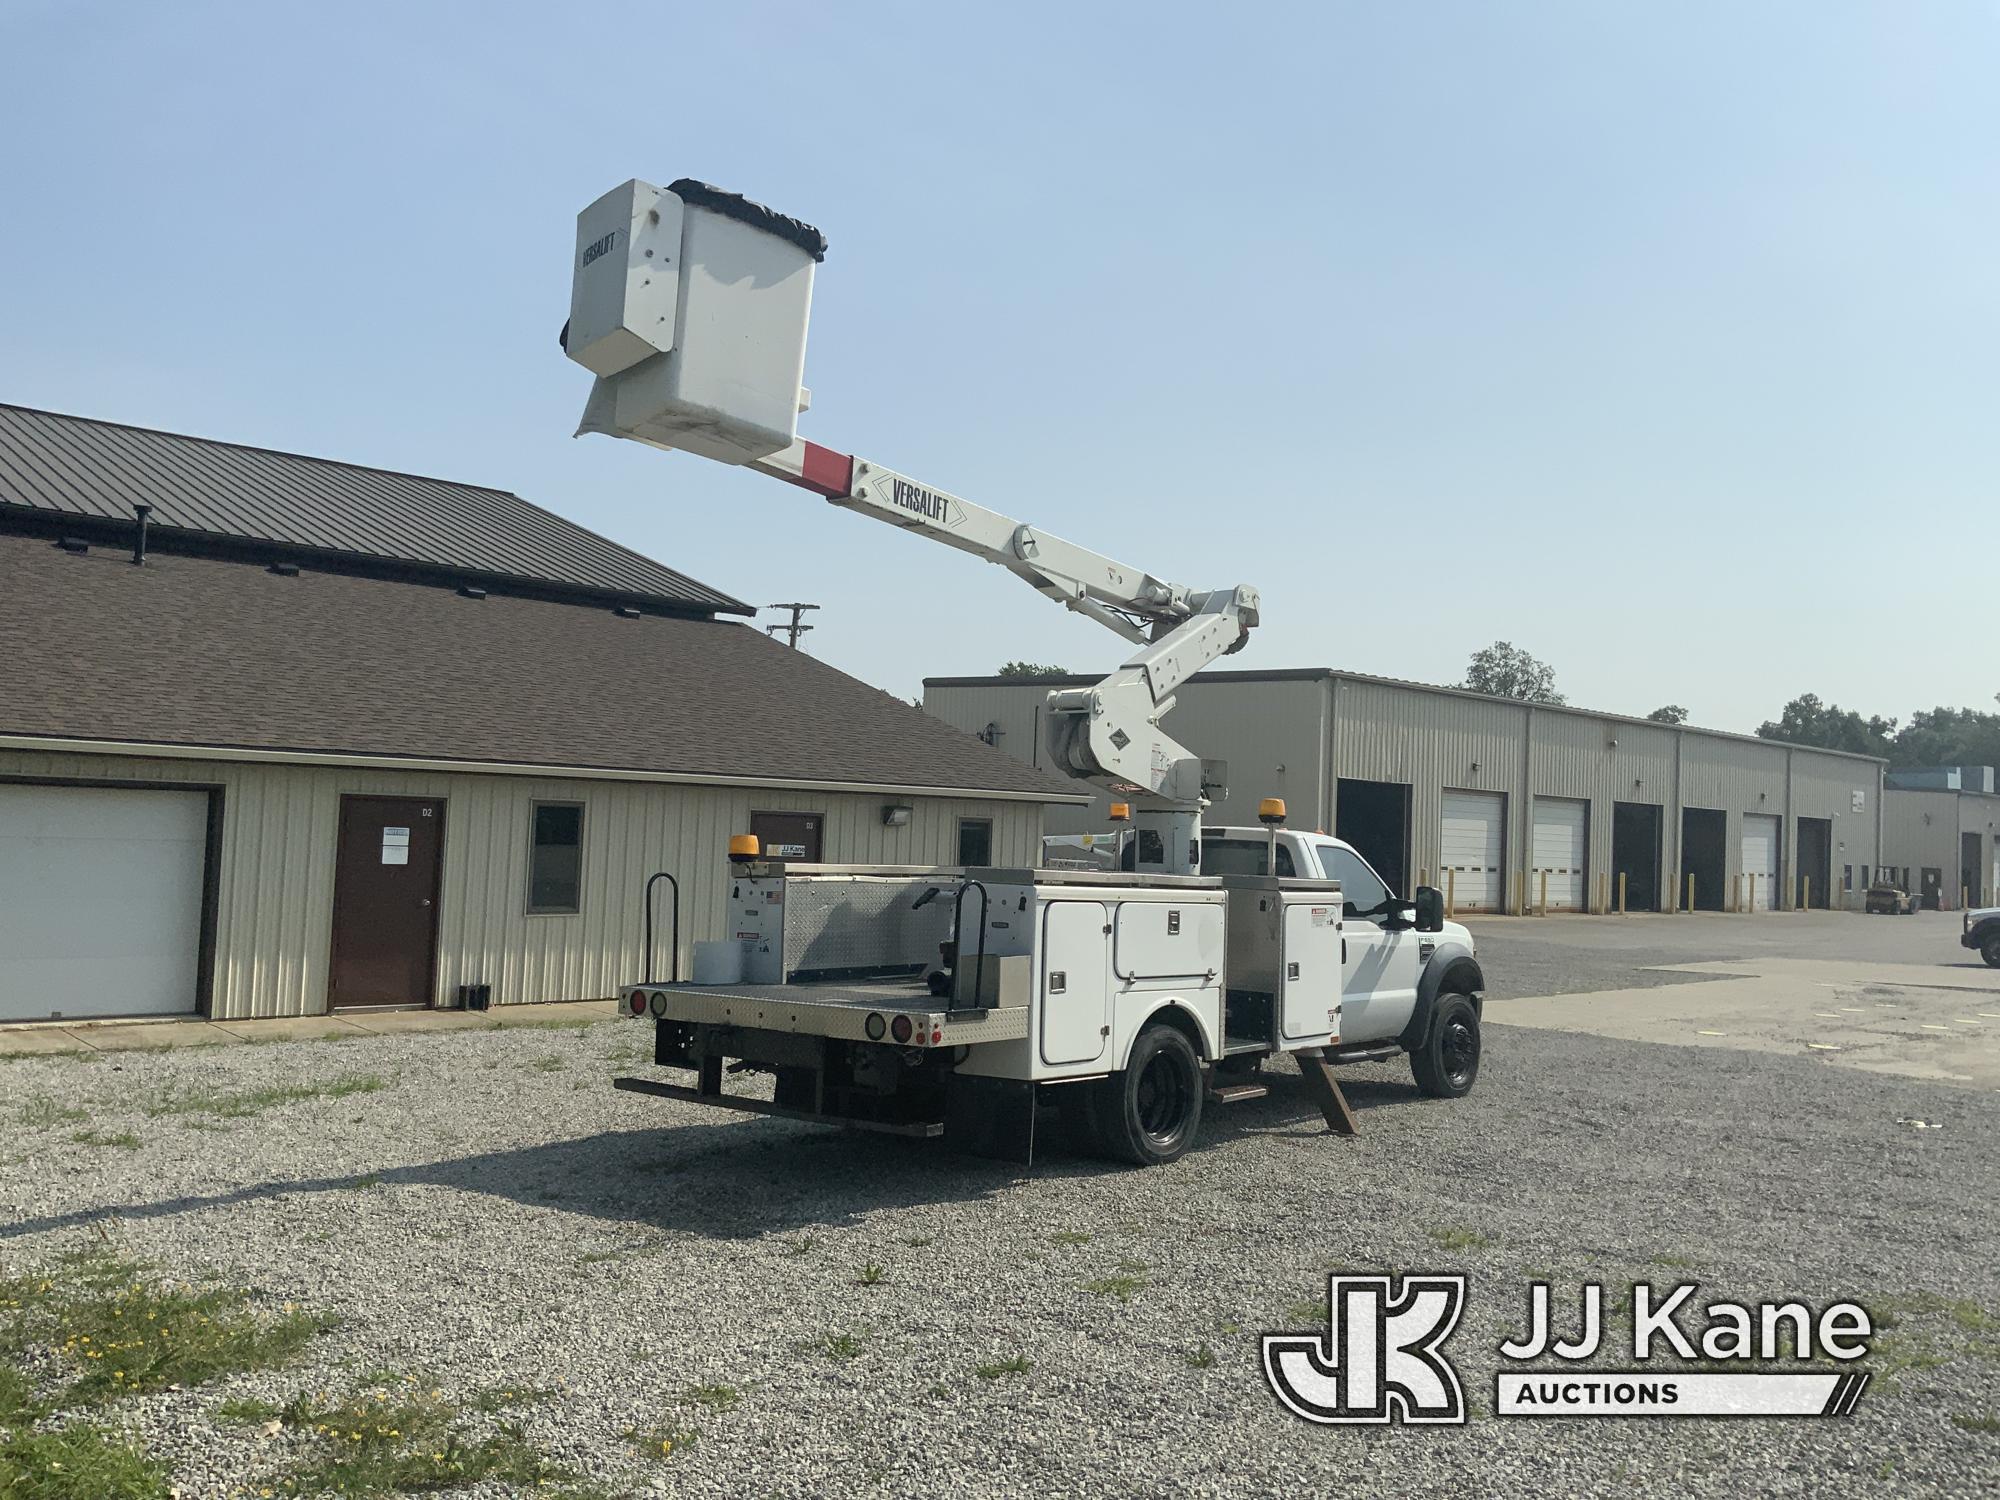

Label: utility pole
[763,601,819,649]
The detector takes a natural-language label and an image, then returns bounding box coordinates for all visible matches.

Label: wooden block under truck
[562,175,1486,1164]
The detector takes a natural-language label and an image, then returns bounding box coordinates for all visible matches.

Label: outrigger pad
[943,1076,1038,1165]
[1298,1052,1360,1136]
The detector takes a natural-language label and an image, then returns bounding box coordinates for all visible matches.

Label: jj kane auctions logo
[1264,1276,1874,1423]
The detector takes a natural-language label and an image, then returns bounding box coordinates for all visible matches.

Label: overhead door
[1530,797,1587,911]
[0,785,208,1022]
[1440,791,1505,912]
[1740,813,1780,912]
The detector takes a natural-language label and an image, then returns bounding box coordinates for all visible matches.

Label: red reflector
[628,993,647,1016]
[930,1027,942,1045]
[890,1014,913,1044]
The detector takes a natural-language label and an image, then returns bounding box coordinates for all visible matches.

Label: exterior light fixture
[882,804,912,827]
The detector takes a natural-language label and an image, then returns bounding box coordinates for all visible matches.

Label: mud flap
[943,1075,1038,1165]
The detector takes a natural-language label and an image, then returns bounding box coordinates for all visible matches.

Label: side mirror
[1414,886,1445,933]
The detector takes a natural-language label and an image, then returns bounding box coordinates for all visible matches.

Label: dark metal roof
[0,403,750,615]
[0,533,1078,800]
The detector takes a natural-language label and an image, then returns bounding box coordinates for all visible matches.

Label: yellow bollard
[1750,873,1759,912]
[1539,868,1549,917]
[1686,871,1696,913]
[1802,876,1811,912]
[1617,871,1627,915]
[1446,867,1456,918]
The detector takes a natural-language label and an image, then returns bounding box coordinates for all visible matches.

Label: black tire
[1411,993,1481,1099]
[1093,1025,1204,1166]
[1981,931,2000,969]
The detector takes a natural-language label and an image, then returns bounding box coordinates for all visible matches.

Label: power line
[763,601,820,649]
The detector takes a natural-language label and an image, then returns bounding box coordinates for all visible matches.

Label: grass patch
[811,1332,865,1361]
[687,1382,738,1411]
[271,1386,594,1496]
[857,1263,886,1287]
[624,1420,699,1462]
[1049,1230,1093,1247]
[141,1071,384,1120]
[0,1420,172,1499]
[14,1098,88,1128]
[528,1055,566,1073]
[344,1173,384,1191]
[975,1354,1032,1379]
[1952,1412,2000,1435]
[1185,1344,1217,1369]
[1284,1297,1331,1327]
[69,1128,140,1150]
[901,1234,934,1248]
[217,1394,283,1423]
[0,1252,330,1405]
[1426,1225,1498,1253]
[1083,1272,1147,1303]
[783,1235,816,1258]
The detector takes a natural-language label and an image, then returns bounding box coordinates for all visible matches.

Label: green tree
[1645,705,1689,724]
[1756,694,1897,757]
[997,661,1069,679]
[1891,701,2000,770]
[1461,641,1564,704]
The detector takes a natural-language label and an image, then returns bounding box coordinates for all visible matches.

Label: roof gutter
[0,733,1089,804]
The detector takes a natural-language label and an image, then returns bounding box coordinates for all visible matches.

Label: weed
[69,1128,140,1150]
[15,1098,88,1128]
[1426,1225,1498,1252]
[1951,1412,2000,1435]
[857,1263,886,1287]
[1284,1297,1331,1327]
[1084,1273,1147,1303]
[783,1235,816,1258]
[142,1072,384,1120]
[1185,1344,1217,1369]
[1050,1230,1093,1247]
[467,1384,548,1413]
[811,1333,864,1361]
[344,1173,384,1191]
[0,1421,171,1499]
[275,1387,583,1496]
[687,1383,738,1410]
[217,1395,283,1423]
[902,1235,934,1248]
[975,1354,1032,1379]
[0,1253,329,1405]
[624,1420,699,1462]
[529,1055,566,1073]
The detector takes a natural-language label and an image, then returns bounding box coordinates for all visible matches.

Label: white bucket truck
[564,179,1485,1164]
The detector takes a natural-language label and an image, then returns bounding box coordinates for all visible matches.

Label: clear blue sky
[4,2,1993,734]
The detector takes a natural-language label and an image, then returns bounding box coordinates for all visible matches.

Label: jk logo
[1263,1275,1468,1425]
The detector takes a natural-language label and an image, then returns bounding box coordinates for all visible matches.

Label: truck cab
[1199,826,1484,1087]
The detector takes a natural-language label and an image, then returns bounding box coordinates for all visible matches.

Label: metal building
[0,406,1077,1025]
[1882,767,2000,910]
[925,668,1885,915]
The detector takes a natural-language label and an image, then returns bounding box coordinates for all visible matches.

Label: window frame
[956,817,994,867]
[526,800,586,916]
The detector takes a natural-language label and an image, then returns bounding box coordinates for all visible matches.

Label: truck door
[1316,841,1420,1041]
[1039,900,1110,1067]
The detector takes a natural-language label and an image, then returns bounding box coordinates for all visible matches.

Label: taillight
[648,991,668,1018]
[890,1014,913,1044]
[864,1012,886,1041]
[627,992,647,1017]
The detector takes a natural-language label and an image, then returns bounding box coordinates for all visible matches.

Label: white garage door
[1531,797,1587,911]
[1740,813,1780,912]
[1441,790,1505,912]
[0,785,208,1022]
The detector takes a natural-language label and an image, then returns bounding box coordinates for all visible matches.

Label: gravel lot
[3,1000,1996,1498]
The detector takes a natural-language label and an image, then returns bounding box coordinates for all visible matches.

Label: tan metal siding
[0,747,1040,1020]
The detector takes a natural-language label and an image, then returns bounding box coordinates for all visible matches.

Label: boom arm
[736,439,1258,872]
[563,176,1257,873]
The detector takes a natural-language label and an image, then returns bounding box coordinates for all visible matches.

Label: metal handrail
[643,871,680,984]
[951,878,989,1012]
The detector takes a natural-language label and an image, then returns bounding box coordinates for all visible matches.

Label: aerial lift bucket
[565,178,825,466]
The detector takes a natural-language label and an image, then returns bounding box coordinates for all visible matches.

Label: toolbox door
[1039,900,1110,1066]
[1279,899,1341,1043]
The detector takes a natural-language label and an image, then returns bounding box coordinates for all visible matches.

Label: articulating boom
[563,177,1258,874]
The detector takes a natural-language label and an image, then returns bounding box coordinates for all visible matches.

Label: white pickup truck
[614,829,1485,1168]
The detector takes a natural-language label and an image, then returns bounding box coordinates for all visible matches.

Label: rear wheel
[1411,993,1481,1098]
[1094,1025,1203,1166]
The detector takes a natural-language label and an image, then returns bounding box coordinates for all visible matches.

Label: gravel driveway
[2,1014,1995,1497]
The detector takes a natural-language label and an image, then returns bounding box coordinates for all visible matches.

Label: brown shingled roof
[0,532,1078,799]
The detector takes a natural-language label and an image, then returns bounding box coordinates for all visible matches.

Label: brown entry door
[329,796,444,1009]
[751,810,823,862]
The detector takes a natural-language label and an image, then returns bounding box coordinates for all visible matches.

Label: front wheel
[1981,931,2000,969]
[1411,993,1481,1098]
[1094,1025,1204,1166]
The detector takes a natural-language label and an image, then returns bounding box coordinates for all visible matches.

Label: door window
[1321,844,1391,918]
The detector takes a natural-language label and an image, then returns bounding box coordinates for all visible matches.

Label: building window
[957,818,993,866]
[1861,866,1871,889]
[1842,864,1853,893]
[528,802,584,914]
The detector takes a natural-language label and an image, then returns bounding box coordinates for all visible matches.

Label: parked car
[1963,907,2000,968]
[1865,879,1917,915]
